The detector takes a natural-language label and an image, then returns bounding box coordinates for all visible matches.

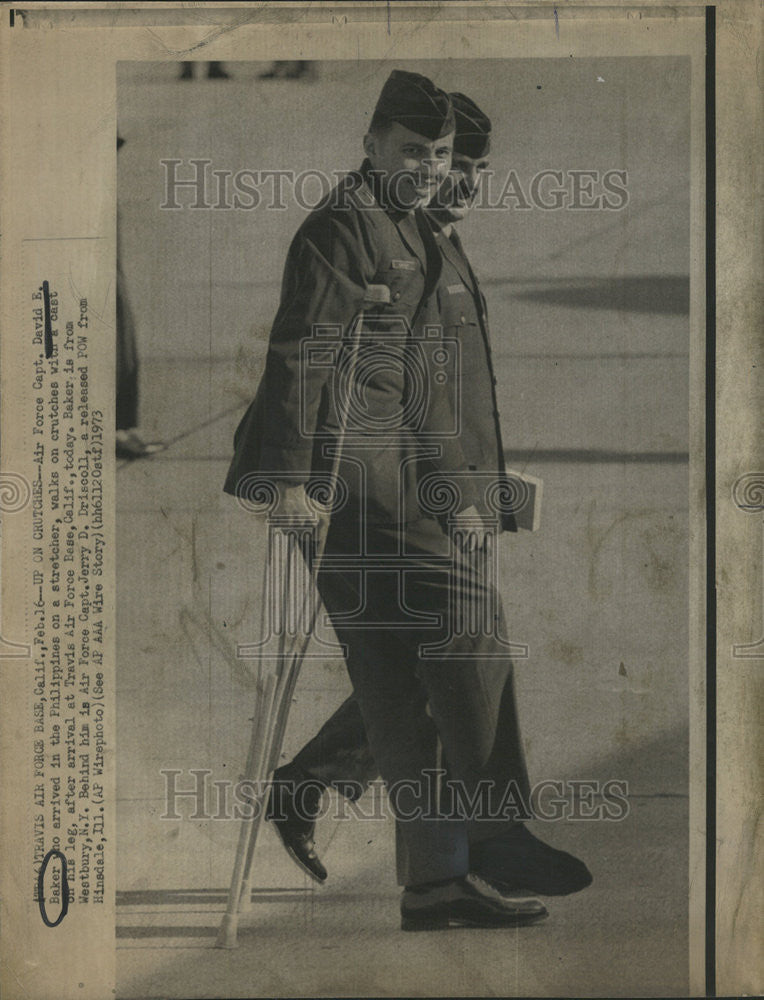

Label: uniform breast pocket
[440,284,478,332]
[369,260,423,322]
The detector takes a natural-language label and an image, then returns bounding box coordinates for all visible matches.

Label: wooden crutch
[216,308,367,948]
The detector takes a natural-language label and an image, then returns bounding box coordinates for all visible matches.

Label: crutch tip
[215,915,240,949]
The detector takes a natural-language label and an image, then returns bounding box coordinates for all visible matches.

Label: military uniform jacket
[224,161,475,524]
[425,225,517,532]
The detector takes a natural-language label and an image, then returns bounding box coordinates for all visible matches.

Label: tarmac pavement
[115,58,691,997]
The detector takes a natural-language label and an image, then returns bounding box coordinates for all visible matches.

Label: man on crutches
[262,91,594,902]
[224,71,552,931]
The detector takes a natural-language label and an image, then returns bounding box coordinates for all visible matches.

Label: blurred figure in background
[178,61,230,80]
[116,135,165,460]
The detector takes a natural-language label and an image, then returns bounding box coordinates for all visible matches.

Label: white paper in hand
[503,468,543,531]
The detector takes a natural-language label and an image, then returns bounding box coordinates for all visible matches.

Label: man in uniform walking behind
[226,72,589,930]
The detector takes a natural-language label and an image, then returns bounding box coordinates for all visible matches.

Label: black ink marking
[10,9,15,27]
[38,848,70,927]
[554,8,559,39]
[42,280,53,359]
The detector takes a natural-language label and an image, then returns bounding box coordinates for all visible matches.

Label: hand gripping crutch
[216,309,367,949]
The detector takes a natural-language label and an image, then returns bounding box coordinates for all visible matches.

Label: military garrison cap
[450,92,491,158]
[373,70,455,140]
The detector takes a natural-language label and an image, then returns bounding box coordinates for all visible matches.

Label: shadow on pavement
[506,275,689,315]
[117,887,311,908]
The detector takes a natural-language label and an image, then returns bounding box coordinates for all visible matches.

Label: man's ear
[362,132,376,160]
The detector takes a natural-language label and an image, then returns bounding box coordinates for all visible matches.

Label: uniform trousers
[300,510,530,885]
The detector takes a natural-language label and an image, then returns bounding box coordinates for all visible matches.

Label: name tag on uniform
[390,259,417,271]
[447,282,467,294]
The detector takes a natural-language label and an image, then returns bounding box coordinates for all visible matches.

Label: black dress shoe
[266,764,327,883]
[471,825,593,896]
[401,873,548,931]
